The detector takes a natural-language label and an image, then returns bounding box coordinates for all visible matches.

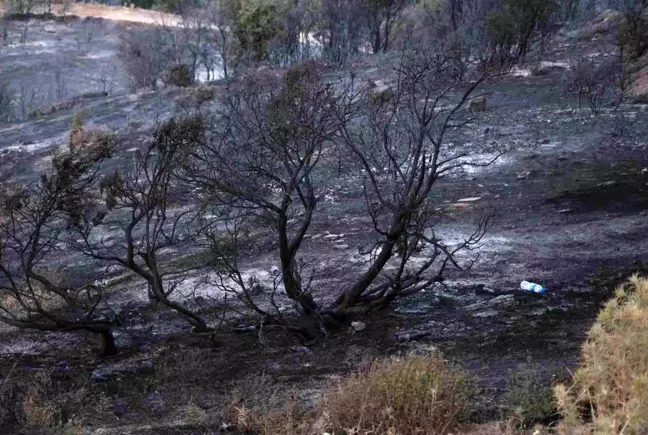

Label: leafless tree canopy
[331,43,491,316]
[183,62,350,322]
[176,39,493,337]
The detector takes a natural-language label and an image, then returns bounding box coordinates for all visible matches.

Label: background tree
[317,0,365,63]
[0,123,118,355]
[487,0,559,64]
[118,28,170,91]
[205,0,238,80]
[363,0,408,53]
[618,0,648,65]
[565,53,624,114]
[0,82,14,124]
[234,1,282,61]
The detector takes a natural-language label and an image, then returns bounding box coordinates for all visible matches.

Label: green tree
[488,0,557,63]
[363,0,408,53]
[235,2,282,61]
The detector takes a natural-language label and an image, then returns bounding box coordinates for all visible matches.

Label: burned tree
[204,0,235,80]
[0,125,118,355]
[183,41,492,332]
[118,28,171,91]
[331,43,492,316]
[183,62,351,322]
[71,118,208,332]
[363,0,408,53]
[565,53,624,114]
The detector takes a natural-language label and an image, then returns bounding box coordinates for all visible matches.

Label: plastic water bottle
[520,281,546,294]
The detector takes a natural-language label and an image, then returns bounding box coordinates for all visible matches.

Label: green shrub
[234,3,281,61]
[167,64,193,87]
[505,361,558,429]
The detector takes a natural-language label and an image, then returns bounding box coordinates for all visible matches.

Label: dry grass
[225,373,315,434]
[319,355,469,435]
[56,2,181,25]
[554,275,648,434]
[227,354,469,435]
[0,0,181,25]
[20,369,87,431]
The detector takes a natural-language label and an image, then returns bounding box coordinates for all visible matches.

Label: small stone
[333,244,349,250]
[351,321,366,332]
[271,266,281,276]
[140,360,155,372]
[541,138,550,144]
[465,294,515,314]
[91,367,113,382]
[558,209,572,214]
[404,342,440,357]
[142,391,167,415]
[112,398,129,418]
[394,330,431,342]
[597,180,617,188]
[457,197,481,202]
[517,171,531,180]
[52,361,69,380]
[469,96,486,112]
[290,345,312,355]
[475,285,498,295]
[196,396,215,410]
[114,332,137,350]
[323,234,340,240]
[641,168,648,175]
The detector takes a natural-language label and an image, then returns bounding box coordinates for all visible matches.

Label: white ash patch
[3,137,62,153]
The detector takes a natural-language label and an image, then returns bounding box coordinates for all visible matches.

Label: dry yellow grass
[554,275,648,434]
[56,2,181,25]
[228,354,469,435]
[0,0,181,25]
[319,355,468,435]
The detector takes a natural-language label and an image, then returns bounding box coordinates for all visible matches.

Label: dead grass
[0,0,181,25]
[54,1,180,25]
[20,369,87,432]
[554,275,648,434]
[227,354,469,435]
[319,355,469,435]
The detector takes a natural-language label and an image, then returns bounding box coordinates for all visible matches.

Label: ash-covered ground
[2,13,648,434]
